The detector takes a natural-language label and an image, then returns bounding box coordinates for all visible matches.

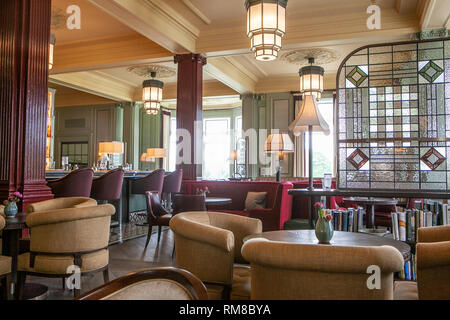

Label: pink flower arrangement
[3,191,22,206]
[196,187,210,196]
[323,213,333,222]
[314,202,324,208]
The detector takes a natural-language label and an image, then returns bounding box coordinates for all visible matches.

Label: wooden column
[0,0,53,210]
[174,54,206,180]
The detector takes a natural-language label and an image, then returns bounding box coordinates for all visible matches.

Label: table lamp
[289,95,330,190]
[98,141,124,170]
[264,133,294,182]
[230,150,238,178]
[145,148,166,169]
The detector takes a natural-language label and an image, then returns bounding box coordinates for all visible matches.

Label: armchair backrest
[416,226,450,300]
[162,169,183,194]
[27,197,98,213]
[241,239,404,300]
[77,268,208,300]
[0,215,5,231]
[130,169,165,196]
[170,211,262,285]
[91,168,124,201]
[26,204,115,254]
[0,205,4,218]
[47,168,94,198]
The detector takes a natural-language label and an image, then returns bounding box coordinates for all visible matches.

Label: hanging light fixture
[142,72,164,115]
[299,57,324,100]
[49,34,56,70]
[245,0,288,61]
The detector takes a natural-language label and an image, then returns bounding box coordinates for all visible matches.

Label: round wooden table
[342,197,398,229]
[3,213,48,300]
[244,230,411,262]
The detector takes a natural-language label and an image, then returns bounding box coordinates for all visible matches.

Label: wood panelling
[0,0,54,209]
[174,53,206,180]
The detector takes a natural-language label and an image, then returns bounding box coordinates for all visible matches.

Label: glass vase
[315,217,334,244]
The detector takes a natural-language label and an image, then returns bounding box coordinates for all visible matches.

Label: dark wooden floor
[25,227,176,300]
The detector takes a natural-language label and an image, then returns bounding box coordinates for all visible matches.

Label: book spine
[348,210,354,233]
[419,210,424,228]
[342,210,348,232]
[392,212,399,240]
[406,210,412,242]
[427,211,433,227]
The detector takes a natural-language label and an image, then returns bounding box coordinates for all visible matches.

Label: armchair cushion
[0,255,11,276]
[18,249,108,275]
[393,281,418,300]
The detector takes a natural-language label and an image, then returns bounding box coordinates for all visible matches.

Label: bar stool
[91,168,125,229]
[162,169,183,210]
[47,168,94,198]
[128,169,165,224]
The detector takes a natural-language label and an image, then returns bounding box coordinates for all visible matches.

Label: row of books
[399,255,416,281]
[391,203,450,242]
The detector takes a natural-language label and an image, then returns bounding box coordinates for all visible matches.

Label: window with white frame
[203,118,230,180]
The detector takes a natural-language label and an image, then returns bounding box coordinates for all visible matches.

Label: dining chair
[170,211,262,300]
[394,225,450,300]
[0,214,12,300]
[241,238,404,300]
[16,203,115,299]
[172,194,207,215]
[47,168,94,198]
[144,191,172,249]
[76,267,208,300]
[162,169,183,209]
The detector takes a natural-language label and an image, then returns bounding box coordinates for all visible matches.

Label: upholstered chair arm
[170,214,234,252]
[418,225,450,243]
[242,239,404,274]
[0,215,5,230]
[416,241,450,300]
[26,204,115,227]
[209,212,262,264]
[27,197,98,213]
[0,205,4,218]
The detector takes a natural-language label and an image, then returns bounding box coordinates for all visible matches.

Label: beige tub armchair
[17,203,115,299]
[169,211,262,300]
[394,225,450,300]
[242,238,404,300]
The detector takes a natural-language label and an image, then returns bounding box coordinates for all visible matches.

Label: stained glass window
[337,39,450,190]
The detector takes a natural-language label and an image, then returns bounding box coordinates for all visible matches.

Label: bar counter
[46,170,155,225]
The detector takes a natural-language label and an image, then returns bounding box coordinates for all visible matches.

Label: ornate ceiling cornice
[126,65,176,79]
[280,48,340,66]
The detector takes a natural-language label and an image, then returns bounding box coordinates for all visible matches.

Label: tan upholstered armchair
[170,211,262,300]
[77,267,208,300]
[241,239,404,300]
[394,225,450,300]
[17,203,115,299]
[26,197,98,213]
[0,214,12,300]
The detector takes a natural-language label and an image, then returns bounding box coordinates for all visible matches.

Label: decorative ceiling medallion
[127,65,176,79]
[280,48,340,66]
[347,148,369,170]
[51,8,67,30]
[421,147,446,170]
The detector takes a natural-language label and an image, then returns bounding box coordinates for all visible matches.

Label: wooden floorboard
[25,227,176,300]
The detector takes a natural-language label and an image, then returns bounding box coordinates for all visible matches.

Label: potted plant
[3,191,23,219]
[314,202,334,244]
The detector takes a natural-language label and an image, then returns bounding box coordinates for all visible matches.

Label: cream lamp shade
[264,133,294,153]
[140,153,153,162]
[230,150,238,161]
[289,95,330,137]
[146,148,167,158]
[98,142,124,155]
